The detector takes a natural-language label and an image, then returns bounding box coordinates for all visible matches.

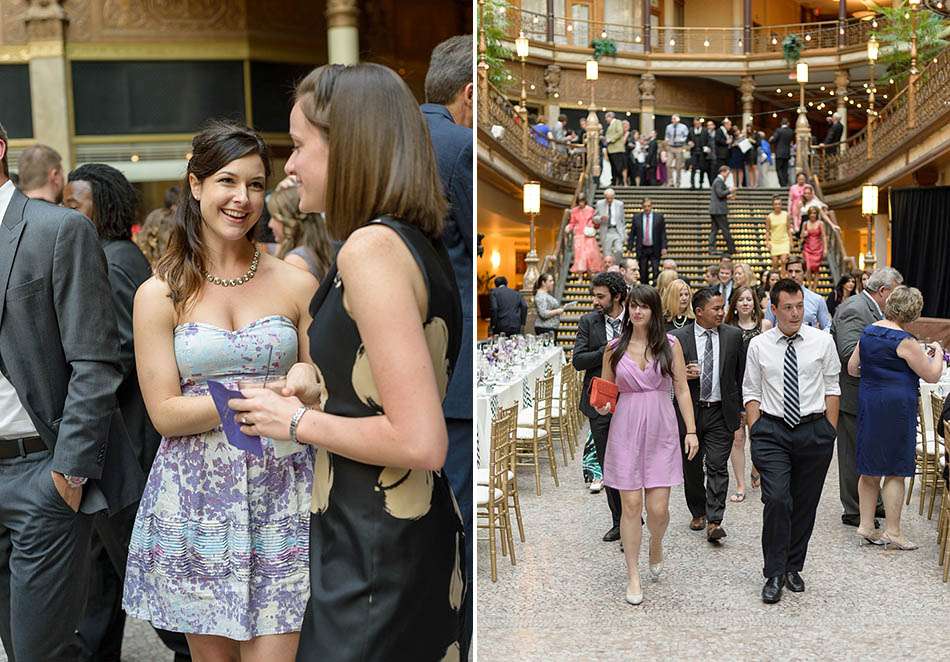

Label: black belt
[698,401,721,409]
[761,412,825,426]
[0,436,46,459]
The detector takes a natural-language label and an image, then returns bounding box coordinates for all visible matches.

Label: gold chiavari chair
[476,407,517,583]
[524,363,575,465]
[515,373,559,496]
[477,404,525,543]
[937,420,949,582]
[927,393,948,520]
[909,396,938,511]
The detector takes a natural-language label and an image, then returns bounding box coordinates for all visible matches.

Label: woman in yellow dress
[764,195,791,271]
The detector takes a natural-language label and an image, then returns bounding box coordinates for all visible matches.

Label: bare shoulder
[134,275,175,324]
[338,224,415,278]
[261,251,318,295]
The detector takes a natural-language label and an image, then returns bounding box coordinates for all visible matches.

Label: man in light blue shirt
[765,256,831,329]
[664,114,689,188]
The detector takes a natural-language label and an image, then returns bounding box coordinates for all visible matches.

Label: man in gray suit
[0,123,144,660]
[830,267,903,527]
[708,165,736,256]
[595,188,625,258]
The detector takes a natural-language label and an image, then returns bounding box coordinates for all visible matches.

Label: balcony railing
[479,80,585,185]
[505,7,885,56]
[811,44,950,189]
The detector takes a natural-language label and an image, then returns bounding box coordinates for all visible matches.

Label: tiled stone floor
[476,427,950,660]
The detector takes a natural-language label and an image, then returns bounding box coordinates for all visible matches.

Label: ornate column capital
[326,0,359,29]
[543,64,561,99]
[24,0,68,42]
[638,72,656,104]
[834,69,849,96]
[740,74,755,103]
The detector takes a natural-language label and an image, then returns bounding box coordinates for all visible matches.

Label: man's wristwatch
[63,474,88,488]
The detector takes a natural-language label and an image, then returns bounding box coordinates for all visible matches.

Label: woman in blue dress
[847,286,944,550]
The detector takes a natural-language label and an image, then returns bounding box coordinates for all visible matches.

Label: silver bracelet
[289,406,310,443]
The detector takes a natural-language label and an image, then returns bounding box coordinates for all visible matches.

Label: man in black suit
[572,271,627,542]
[704,120,719,184]
[422,35,474,659]
[64,164,188,662]
[626,198,667,286]
[489,276,526,336]
[643,130,659,186]
[820,113,844,156]
[714,118,733,175]
[709,165,737,256]
[0,123,145,661]
[671,288,745,542]
[688,117,709,190]
[769,117,795,187]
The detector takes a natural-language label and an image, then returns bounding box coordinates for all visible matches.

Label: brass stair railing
[811,45,950,189]
[478,80,584,185]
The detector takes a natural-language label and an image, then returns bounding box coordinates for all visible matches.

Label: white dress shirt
[694,323,721,402]
[642,211,653,246]
[742,324,841,418]
[0,179,40,440]
[605,311,623,342]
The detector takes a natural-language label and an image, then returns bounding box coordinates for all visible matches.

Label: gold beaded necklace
[202,247,261,287]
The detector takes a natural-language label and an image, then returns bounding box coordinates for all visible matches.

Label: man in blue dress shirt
[766,256,831,330]
[421,34,473,659]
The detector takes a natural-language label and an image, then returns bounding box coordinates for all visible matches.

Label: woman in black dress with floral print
[231,63,464,660]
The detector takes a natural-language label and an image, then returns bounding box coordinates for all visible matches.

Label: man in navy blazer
[626,198,667,286]
[422,34,474,659]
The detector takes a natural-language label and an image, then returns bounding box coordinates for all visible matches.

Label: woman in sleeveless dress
[725,286,772,499]
[266,183,333,284]
[124,121,318,661]
[566,192,603,278]
[847,286,944,550]
[594,284,698,606]
[765,195,791,271]
[801,206,825,291]
[229,64,464,660]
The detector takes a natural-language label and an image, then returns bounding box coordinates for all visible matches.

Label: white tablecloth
[919,369,950,438]
[476,346,565,467]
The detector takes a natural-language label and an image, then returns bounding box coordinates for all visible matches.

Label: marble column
[25,0,72,168]
[740,75,755,130]
[639,73,656,136]
[835,69,849,150]
[874,213,889,267]
[326,0,359,65]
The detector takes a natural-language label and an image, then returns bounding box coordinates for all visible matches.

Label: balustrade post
[743,0,752,54]
[837,0,846,48]
[740,75,755,130]
[642,0,651,53]
[638,73,656,138]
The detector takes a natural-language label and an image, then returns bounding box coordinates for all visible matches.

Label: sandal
[750,472,761,489]
[729,492,746,503]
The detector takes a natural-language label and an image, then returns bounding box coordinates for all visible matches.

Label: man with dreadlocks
[63,164,188,661]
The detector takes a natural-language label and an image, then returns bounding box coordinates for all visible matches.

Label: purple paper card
[208,380,263,457]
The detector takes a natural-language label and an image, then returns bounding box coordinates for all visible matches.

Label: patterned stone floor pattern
[476,425,950,660]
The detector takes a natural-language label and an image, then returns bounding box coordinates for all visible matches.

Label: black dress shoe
[785,571,805,592]
[603,525,621,542]
[761,576,784,604]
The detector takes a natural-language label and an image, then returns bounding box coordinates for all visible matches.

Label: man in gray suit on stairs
[595,188,625,258]
[830,267,903,527]
[0,123,144,660]
[708,165,737,256]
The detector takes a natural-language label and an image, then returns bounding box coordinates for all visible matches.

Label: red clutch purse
[589,377,619,411]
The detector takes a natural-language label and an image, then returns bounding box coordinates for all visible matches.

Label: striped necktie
[782,334,801,427]
[700,330,714,401]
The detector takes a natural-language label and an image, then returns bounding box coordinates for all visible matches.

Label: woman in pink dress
[787,171,808,237]
[801,206,826,290]
[566,192,603,277]
[596,284,698,606]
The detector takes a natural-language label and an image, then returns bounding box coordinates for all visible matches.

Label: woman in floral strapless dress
[123,121,318,661]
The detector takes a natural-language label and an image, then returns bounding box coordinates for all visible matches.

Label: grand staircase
[554,186,834,348]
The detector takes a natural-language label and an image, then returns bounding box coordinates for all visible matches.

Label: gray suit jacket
[831,292,883,415]
[710,177,730,215]
[595,198,625,244]
[0,189,144,514]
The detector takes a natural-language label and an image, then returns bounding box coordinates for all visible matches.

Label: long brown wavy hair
[267,185,332,282]
[610,284,673,377]
[155,121,271,313]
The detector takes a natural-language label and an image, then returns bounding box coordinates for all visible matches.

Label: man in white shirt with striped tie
[743,278,841,604]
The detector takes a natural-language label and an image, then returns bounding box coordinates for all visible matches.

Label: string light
[787,92,793,97]
[703,38,710,47]
[670,38,676,46]
[820,85,825,91]
[601,30,607,38]
[635,34,642,43]
[804,33,811,41]
[567,23,573,32]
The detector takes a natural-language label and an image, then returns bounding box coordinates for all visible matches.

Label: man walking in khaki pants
[665,114,689,188]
